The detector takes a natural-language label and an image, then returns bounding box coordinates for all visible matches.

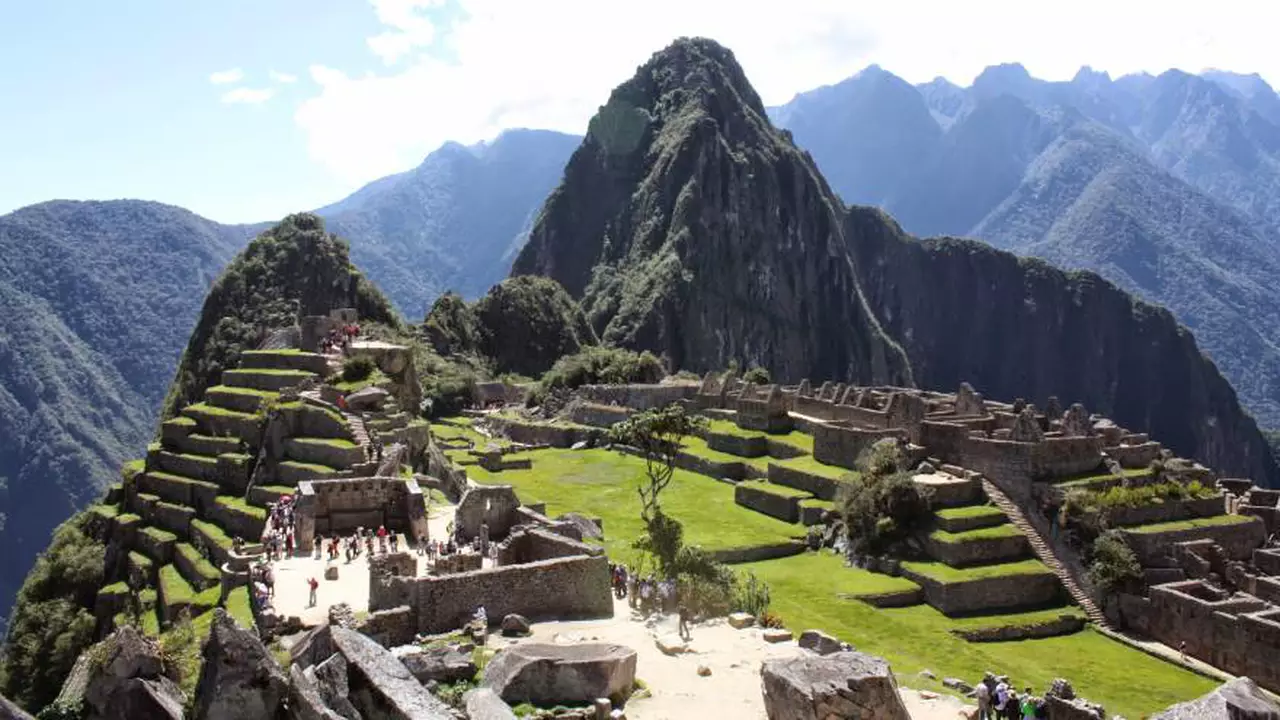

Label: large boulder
[464,687,519,720]
[328,626,454,719]
[194,609,289,720]
[797,630,845,656]
[482,643,637,706]
[345,386,390,412]
[1153,677,1280,720]
[82,626,184,720]
[311,653,360,720]
[395,644,478,685]
[501,614,531,637]
[287,664,346,720]
[760,650,910,720]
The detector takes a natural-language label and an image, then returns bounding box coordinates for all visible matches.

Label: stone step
[206,385,277,414]
[222,368,317,392]
[164,431,242,457]
[239,349,331,375]
[152,450,221,484]
[283,437,365,469]
[278,460,343,485]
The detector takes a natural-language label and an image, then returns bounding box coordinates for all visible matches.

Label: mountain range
[5,44,1280,633]
[770,63,1280,427]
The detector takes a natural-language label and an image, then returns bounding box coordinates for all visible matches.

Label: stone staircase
[299,387,373,462]
[981,479,1108,627]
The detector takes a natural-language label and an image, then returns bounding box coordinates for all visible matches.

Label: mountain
[513,37,1278,485]
[770,63,1280,431]
[321,129,580,316]
[512,38,912,383]
[0,200,254,632]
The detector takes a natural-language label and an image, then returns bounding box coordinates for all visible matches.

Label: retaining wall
[1120,517,1266,564]
[767,464,842,501]
[899,568,1062,616]
[923,533,1030,568]
[734,484,802,523]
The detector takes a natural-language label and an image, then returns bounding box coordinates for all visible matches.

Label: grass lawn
[292,436,359,449]
[1053,467,1149,488]
[216,495,267,521]
[702,419,816,454]
[1125,514,1253,533]
[467,447,801,561]
[770,454,852,480]
[738,480,812,499]
[744,551,1216,717]
[901,559,1052,583]
[185,402,256,420]
[928,523,1024,544]
[206,384,279,398]
[935,505,1004,521]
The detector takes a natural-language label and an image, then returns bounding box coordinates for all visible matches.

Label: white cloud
[270,70,298,84]
[366,0,445,64]
[295,0,1280,188]
[209,68,245,85]
[221,87,276,104]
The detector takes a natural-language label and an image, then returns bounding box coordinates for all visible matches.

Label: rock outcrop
[328,626,454,719]
[1152,677,1280,719]
[760,650,910,720]
[81,627,184,720]
[482,642,637,706]
[395,644,478,685]
[464,687,519,720]
[0,693,34,720]
[511,37,912,385]
[193,609,288,720]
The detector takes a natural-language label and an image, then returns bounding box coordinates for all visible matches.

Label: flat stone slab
[728,612,756,629]
[762,628,794,643]
[655,634,690,655]
[761,650,910,720]
[329,627,454,719]
[482,642,637,707]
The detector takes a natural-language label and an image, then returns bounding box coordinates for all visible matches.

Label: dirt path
[516,598,974,719]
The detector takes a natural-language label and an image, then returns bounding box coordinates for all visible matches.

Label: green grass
[175,543,221,584]
[467,447,802,562]
[279,460,339,475]
[1053,467,1149,487]
[165,416,197,428]
[185,433,242,451]
[935,505,1005,521]
[159,564,195,606]
[206,384,280,399]
[184,402,256,420]
[738,480,812,499]
[332,367,389,393]
[216,495,267,521]
[928,523,1024,544]
[225,368,315,379]
[291,436,358,449]
[140,526,178,544]
[191,518,234,550]
[146,470,217,489]
[242,348,317,357]
[225,586,254,628]
[100,581,129,596]
[91,503,121,519]
[901,559,1052,583]
[128,550,154,574]
[745,551,1216,718]
[1125,514,1252,534]
[116,513,142,526]
[702,419,816,454]
[799,498,835,510]
[770,454,853,480]
[680,435,770,472]
[218,452,252,463]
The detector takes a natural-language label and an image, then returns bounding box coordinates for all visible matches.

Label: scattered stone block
[594,697,613,719]
[328,626,455,719]
[80,626,185,720]
[482,642,637,707]
[501,613,531,637]
[345,386,390,412]
[324,565,339,581]
[762,628,793,643]
[571,441,589,450]
[395,645,478,685]
[942,677,973,694]
[761,650,910,720]
[798,629,843,655]
[311,652,360,720]
[464,687,518,720]
[655,634,689,655]
[697,665,712,677]
[918,669,936,680]
[728,612,755,629]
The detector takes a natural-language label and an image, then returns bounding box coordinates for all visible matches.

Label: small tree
[1088,530,1142,599]
[742,365,771,385]
[838,439,932,557]
[609,404,707,575]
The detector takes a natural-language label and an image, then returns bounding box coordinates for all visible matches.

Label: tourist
[1180,640,1188,660]
[639,577,653,613]
[313,539,322,560]
[975,679,992,720]
[626,571,637,608]
[285,531,294,558]
[677,596,691,642]
[308,577,318,607]
[389,533,399,553]
[1020,688,1036,720]
[994,679,1010,718]
[264,565,275,598]
[365,534,374,557]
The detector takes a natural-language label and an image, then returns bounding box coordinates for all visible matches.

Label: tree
[838,439,932,557]
[608,404,707,575]
[742,365,771,385]
[1088,530,1142,599]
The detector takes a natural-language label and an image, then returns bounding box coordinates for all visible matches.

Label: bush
[839,439,932,557]
[540,346,664,393]
[742,366,771,385]
[732,571,772,617]
[1088,530,1142,598]
[340,355,376,383]
[420,352,485,417]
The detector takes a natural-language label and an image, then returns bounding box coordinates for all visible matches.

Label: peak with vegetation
[0,200,255,635]
[512,37,912,384]
[424,275,597,378]
[162,213,399,417]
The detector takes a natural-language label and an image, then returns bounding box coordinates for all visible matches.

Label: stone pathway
[981,479,1108,626]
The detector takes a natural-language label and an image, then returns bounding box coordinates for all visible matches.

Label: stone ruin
[293,475,430,552]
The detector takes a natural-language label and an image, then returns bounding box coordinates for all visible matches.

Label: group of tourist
[973,673,1048,720]
[263,495,298,561]
[615,564,692,641]
[321,525,402,563]
[319,323,361,355]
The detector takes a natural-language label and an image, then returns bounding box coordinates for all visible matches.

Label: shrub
[758,611,786,629]
[839,439,932,557]
[539,346,664,393]
[341,355,376,383]
[742,366,771,385]
[732,571,772,617]
[1088,530,1142,599]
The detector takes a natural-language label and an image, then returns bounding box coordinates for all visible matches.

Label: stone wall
[812,423,904,470]
[484,416,602,448]
[706,541,806,564]
[454,485,522,541]
[576,382,698,411]
[706,431,768,458]
[498,527,601,565]
[1120,517,1266,564]
[1095,496,1225,528]
[734,484,802,523]
[566,402,632,428]
[899,568,1062,616]
[355,605,416,649]
[1105,442,1162,468]
[923,534,1031,568]
[1255,548,1280,576]
[473,381,532,407]
[767,464,843,501]
[295,476,429,551]
[379,555,612,634]
[950,615,1085,642]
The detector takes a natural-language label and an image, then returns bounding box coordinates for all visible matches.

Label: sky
[3,0,1279,224]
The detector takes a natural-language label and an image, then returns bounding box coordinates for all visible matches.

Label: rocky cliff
[511,38,912,385]
[511,37,1278,485]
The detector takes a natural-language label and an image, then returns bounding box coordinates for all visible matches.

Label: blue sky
[3,0,1277,224]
